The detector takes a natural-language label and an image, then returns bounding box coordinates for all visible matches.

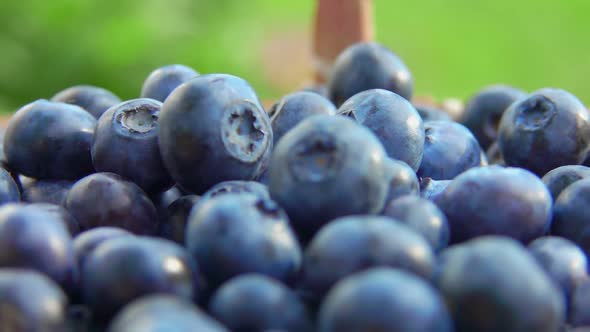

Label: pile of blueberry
[1,41,590,332]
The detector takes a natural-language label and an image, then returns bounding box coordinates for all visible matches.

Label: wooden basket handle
[313,0,374,84]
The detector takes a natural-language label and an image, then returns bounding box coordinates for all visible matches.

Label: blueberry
[51,85,121,119]
[338,89,424,170]
[542,165,590,201]
[21,179,73,205]
[327,42,413,106]
[140,64,199,102]
[31,203,80,236]
[419,177,451,203]
[438,237,565,332]
[82,236,197,321]
[269,91,336,145]
[64,173,158,235]
[188,180,270,230]
[301,216,435,302]
[569,328,590,332]
[268,115,389,239]
[418,120,483,180]
[92,98,173,194]
[200,180,270,202]
[0,204,76,287]
[159,74,272,194]
[552,178,590,258]
[570,280,590,327]
[438,166,552,243]
[185,194,301,287]
[382,158,419,204]
[414,104,453,122]
[73,227,134,271]
[159,195,199,244]
[318,268,453,332]
[4,100,97,180]
[498,88,590,176]
[0,166,20,205]
[209,274,313,332]
[72,227,131,304]
[0,269,68,331]
[382,195,450,251]
[108,295,227,332]
[462,85,527,149]
[528,236,588,303]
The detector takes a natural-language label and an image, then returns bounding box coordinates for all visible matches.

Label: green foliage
[0,0,588,113]
[375,0,590,103]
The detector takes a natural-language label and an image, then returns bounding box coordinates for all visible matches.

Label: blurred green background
[0,0,588,113]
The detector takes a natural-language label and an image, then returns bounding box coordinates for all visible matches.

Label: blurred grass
[0,0,588,113]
